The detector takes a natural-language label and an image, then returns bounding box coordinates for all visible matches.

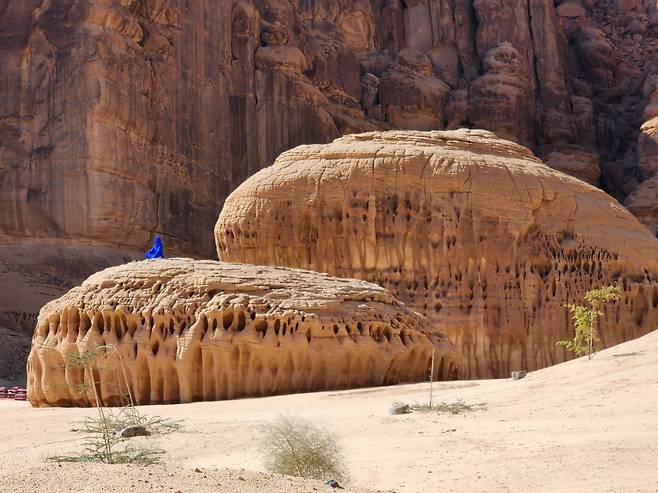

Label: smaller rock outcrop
[468,42,534,145]
[27,259,462,407]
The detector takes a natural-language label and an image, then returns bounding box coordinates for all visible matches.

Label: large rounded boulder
[27,259,462,406]
[216,130,658,378]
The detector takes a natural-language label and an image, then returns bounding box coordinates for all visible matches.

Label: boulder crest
[216,129,658,378]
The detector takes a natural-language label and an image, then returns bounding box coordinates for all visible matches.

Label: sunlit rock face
[27,259,463,407]
[216,130,658,379]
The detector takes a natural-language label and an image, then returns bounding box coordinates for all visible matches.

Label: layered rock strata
[216,130,658,379]
[27,259,462,407]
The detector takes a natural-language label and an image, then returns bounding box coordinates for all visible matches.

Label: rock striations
[216,130,658,379]
[27,259,463,407]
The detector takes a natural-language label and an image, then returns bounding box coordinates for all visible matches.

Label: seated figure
[144,236,164,259]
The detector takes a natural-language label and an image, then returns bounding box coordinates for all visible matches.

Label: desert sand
[2,330,657,493]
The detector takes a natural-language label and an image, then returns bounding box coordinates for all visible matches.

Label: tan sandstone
[216,129,658,379]
[4,330,658,492]
[26,258,462,407]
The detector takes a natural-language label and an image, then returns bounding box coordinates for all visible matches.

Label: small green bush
[557,285,621,359]
[260,415,348,482]
[47,344,179,465]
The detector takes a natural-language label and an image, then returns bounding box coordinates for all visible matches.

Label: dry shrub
[260,415,348,482]
[410,398,487,414]
[47,346,179,465]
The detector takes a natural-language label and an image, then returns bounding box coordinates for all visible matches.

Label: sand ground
[1,330,657,493]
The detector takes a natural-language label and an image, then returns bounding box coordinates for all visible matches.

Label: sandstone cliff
[216,130,658,379]
[27,258,462,406]
[1,0,656,260]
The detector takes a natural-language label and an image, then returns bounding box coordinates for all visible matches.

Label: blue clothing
[145,236,164,259]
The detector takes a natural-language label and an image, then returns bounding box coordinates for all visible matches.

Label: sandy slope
[1,330,657,493]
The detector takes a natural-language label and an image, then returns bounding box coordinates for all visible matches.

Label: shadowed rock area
[27,258,463,407]
[216,129,658,378]
[0,244,139,386]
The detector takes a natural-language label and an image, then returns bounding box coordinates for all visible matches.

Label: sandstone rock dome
[27,259,462,407]
[216,129,658,379]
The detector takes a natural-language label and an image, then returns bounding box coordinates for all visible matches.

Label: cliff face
[0,0,231,255]
[1,0,657,257]
[216,130,658,379]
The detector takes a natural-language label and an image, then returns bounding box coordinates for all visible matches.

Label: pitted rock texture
[1,0,657,265]
[27,259,462,407]
[216,130,658,379]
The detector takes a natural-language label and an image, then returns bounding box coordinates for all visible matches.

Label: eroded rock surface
[216,130,658,378]
[4,0,658,383]
[27,259,462,407]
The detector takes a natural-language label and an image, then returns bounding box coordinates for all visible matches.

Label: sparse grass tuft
[50,407,178,465]
[48,436,165,465]
[408,398,487,414]
[77,407,183,436]
[260,415,348,482]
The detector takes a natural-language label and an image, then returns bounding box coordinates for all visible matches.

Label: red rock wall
[0,0,233,255]
[1,0,657,260]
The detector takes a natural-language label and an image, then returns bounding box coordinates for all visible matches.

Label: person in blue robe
[145,236,164,259]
